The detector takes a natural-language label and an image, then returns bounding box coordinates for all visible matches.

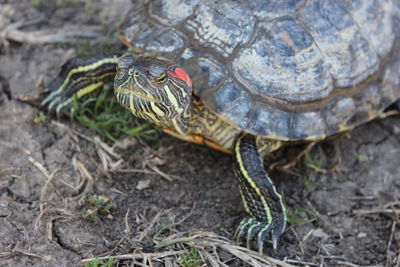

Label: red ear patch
[168,68,192,87]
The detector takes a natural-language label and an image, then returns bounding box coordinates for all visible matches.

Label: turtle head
[114,55,193,134]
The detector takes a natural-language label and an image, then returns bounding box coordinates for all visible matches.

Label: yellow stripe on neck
[76,81,104,98]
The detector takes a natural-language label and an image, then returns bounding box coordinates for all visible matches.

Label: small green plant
[33,113,46,124]
[303,175,313,193]
[74,27,119,57]
[75,40,94,57]
[31,0,42,7]
[287,207,316,224]
[152,221,182,240]
[177,248,202,267]
[84,257,117,267]
[302,145,328,175]
[356,154,369,168]
[81,194,115,221]
[72,88,157,142]
[136,214,192,251]
[303,146,324,169]
[100,29,120,53]
[214,225,225,233]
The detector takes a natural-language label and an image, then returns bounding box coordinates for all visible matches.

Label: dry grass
[82,230,295,267]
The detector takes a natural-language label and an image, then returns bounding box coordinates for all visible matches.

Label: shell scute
[233,17,333,102]
[184,1,255,57]
[247,104,291,140]
[298,0,379,87]
[212,79,252,130]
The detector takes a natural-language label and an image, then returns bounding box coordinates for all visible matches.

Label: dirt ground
[1,1,399,266]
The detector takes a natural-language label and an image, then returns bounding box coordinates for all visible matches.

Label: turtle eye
[155,72,167,83]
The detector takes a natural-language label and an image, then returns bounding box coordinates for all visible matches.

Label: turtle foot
[41,86,75,117]
[234,216,284,253]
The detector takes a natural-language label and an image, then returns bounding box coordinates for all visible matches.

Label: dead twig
[11,250,52,261]
[82,250,186,263]
[285,259,319,266]
[53,121,125,175]
[353,208,400,216]
[72,157,94,201]
[1,21,99,45]
[135,209,173,243]
[124,208,131,234]
[353,201,400,219]
[378,110,399,119]
[142,152,181,181]
[147,165,180,181]
[283,142,317,170]
[334,260,381,267]
[115,168,161,175]
[386,221,397,267]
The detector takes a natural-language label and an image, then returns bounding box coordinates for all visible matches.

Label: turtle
[41,0,400,253]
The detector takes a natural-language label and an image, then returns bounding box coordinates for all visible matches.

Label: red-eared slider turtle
[42,0,400,252]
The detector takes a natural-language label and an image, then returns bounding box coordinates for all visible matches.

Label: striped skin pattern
[114,55,192,135]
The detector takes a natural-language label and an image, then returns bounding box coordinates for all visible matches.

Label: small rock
[357,232,367,238]
[0,199,9,217]
[312,228,329,239]
[114,136,137,149]
[136,179,151,190]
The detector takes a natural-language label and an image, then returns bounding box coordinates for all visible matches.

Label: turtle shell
[120,0,400,140]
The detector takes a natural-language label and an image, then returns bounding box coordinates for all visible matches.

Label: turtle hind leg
[233,134,286,252]
[41,55,119,116]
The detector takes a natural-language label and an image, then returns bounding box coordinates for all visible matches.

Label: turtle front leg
[233,134,286,252]
[41,55,119,116]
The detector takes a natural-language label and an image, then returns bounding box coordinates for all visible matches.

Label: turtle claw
[41,90,74,118]
[235,216,284,253]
